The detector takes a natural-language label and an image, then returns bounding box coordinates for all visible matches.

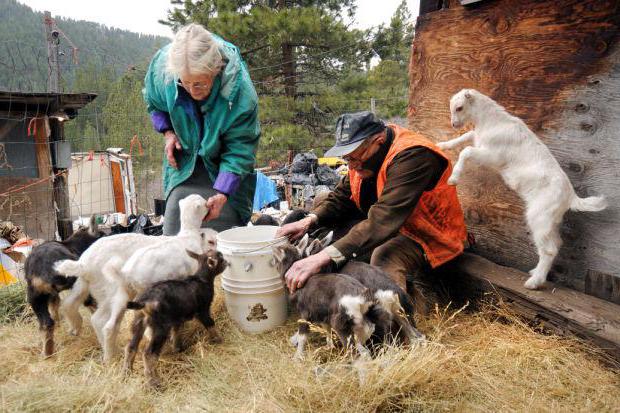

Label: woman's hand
[205,193,228,221]
[164,130,182,169]
[284,250,331,293]
[276,216,313,241]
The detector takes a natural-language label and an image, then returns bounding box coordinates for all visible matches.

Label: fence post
[44,12,73,239]
[370,97,376,114]
[44,11,60,93]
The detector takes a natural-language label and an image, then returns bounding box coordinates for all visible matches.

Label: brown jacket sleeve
[311,174,359,225]
[328,147,446,259]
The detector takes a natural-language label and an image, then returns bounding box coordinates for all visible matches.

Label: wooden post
[285,150,294,208]
[49,119,73,239]
[44,11,60,93]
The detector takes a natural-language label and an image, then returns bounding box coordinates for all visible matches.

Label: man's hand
[205,193,227,222]
[276,216,313,241]
[164,131,182,169]
[284,250,331,293]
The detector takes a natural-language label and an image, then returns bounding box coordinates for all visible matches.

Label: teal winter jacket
[143,36,260,223]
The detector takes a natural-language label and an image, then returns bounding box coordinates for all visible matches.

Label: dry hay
[0,283,618,413]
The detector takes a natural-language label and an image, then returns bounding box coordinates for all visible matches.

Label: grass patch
[0,282,28,324]
[0,288,618,412]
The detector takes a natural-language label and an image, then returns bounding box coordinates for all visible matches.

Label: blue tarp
[253,171,279,212]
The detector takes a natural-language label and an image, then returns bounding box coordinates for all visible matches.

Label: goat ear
[186,249,201,261]
[320,231,333,248]
[304,239,321,257]
[88,215,98,235]
[296,234,310,254]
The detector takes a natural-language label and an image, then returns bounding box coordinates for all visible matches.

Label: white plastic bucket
[217,226,288,333]
[221,277,283,291]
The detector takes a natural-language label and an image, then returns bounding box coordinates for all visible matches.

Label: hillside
[0,0,169,92]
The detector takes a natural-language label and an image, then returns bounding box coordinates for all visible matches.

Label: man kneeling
[277,112,467,312]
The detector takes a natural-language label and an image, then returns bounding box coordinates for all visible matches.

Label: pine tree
[161,0,372,97]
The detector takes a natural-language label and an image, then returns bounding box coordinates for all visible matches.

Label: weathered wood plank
[408,0,620,295]
[451,253,620,361]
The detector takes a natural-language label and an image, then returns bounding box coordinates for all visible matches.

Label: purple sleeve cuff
[213,171,241,196]
[150,110,172,133]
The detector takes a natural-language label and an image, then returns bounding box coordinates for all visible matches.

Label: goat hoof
[207,331,223,344]
[147,377,163,391]
[524,277,544,290]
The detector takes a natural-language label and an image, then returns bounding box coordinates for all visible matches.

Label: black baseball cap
[324,111,386,157]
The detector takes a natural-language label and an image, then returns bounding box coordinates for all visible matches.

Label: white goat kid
[55,194,213,363]
[438,89,607,290]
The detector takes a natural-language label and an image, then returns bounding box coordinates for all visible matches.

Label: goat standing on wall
[438,89,607,290]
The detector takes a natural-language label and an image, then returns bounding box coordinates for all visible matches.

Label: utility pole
[44,11,60,93]
[44,11,73,239]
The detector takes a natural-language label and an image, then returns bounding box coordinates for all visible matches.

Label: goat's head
[66,215,106,253]
[186,249,227,278]
[271,243,301,276]
[450,88,478,129]
[199,228,218,252]
[179,194,209,228]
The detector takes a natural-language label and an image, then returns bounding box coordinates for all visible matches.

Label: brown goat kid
[124,249,227,389]
[24,215,104,357]
[272,243,383,360]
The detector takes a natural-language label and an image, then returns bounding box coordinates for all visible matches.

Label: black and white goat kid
[124,249,227,389]
[273,242,385,360]
[299,234,426,347]
[24,215,104,357]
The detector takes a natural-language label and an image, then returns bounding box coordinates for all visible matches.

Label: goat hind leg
[102,289,130,364]
[29,292,55,357]
[61,277,90,335]
[124,312,146,373]
[143,326,170,389]
[524,222,562,290]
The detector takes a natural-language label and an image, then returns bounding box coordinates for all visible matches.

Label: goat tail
[126,301,144,310]
[570,194,607,212]
[102,257,125,285]
[54,260,84,278]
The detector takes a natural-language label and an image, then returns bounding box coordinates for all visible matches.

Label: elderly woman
[144,23,260,234]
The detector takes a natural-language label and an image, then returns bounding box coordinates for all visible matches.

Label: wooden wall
[408,0,620,302]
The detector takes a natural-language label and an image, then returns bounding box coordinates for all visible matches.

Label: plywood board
[408,0,620,295]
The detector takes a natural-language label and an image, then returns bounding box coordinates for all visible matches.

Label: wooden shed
[409,0,620,357]
[0,91,96,240]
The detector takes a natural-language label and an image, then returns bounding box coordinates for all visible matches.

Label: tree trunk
[281,42,296,97]
[278,0,296,97]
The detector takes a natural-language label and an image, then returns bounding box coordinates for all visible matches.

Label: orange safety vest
[349,124,467,268]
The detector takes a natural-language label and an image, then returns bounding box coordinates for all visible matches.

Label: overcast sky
[17,0,419,38]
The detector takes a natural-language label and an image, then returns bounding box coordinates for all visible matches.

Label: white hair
[166,23,224,78]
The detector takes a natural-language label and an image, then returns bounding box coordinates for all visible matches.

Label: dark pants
[325,220,435,315]
[163,164,243,235]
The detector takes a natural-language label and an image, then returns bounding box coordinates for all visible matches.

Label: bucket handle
[219,238,287,255]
